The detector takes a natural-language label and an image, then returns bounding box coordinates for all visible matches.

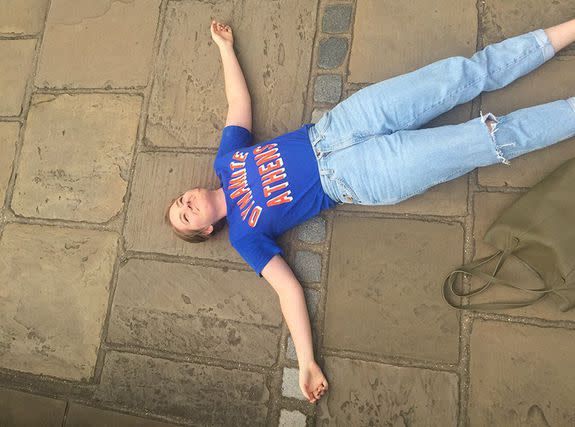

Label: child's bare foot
[299,360,329,404]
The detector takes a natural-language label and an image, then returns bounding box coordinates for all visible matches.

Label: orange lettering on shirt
[263,181,289,198]
[231,169,245,178]
[261,168,286,187]
[230,161,245,170]
[231,185,250,200]
[228,172,247,189]
[232,151,248,162]
[248,206,262,228]
[258,158,283,176]
[238,190,253,210]
[266,190,293,207]
[253,143,277,155]
[255,148,280,166]
[241,201,255,221]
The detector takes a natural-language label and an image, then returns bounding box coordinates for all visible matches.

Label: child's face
[168,188,216,234]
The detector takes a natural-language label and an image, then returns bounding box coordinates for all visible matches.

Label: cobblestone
[293,251,322,283]
[322,4,353,34]
[294,216,326,244]
[318,37,348,69]
[314,74,342,103]
[279,410,307,426]
[281,367,304,400]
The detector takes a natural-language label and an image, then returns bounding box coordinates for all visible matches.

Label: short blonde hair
[164,196,226,243]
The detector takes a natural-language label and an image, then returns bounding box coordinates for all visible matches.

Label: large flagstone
[0,224,118,381]
[146,0,317,148]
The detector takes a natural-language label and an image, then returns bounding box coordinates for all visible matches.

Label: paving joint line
[471,311,575,329]
[103,344,275,375]
[95,0,171,387]
[125,249,253,272]
[322,347,460,373]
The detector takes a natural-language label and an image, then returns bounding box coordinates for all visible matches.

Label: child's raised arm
[262,255,328,403]
[210,20,252,131]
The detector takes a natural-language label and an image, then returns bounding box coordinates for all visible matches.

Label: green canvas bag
[443,157,575,311]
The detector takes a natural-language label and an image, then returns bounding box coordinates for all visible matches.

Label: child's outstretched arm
[210,20,252,131]
[262,255,329,404]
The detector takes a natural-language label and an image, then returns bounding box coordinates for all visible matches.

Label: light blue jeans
[308,29,575,205]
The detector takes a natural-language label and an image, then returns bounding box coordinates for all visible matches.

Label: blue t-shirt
[214,125,336,275]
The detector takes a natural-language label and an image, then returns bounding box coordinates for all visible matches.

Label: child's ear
[203,225,214,236]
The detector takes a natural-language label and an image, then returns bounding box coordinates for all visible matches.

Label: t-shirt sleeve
[232,234,283,276]
[216,125,253,158]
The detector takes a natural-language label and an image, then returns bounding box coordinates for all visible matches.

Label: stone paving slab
[479,57,575,188]
[316,356,458,425]
[337,175,468,217]
[147,0,316,148]
[0,0,49,35]
[472,192,575,321]
[324,216,462,363]
[12,94,141,223]
[0,122,19,207]
[66,403,179,427]
[0,224,118,381]
[0,388,66,427]
[36,0,161,88]
[124,151,243,263]
[108,259,282,366]
[469,320,575,426]
[0,39,36,116]
[94,351,269,426]
[349,0,477,83]
[481,0,575,49]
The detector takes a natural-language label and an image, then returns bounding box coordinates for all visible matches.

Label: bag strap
[443,240,570,311]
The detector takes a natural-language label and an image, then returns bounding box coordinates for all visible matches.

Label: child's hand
[210,20,233,48]
[299,360,329,404]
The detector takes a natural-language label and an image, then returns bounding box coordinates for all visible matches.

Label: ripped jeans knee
[480,111,515,165]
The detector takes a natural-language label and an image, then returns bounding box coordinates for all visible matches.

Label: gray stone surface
[322,4,353,34]
[0,224,118,380]
[469,320,575,426]
[324,217,462,363]
[293,251,322,283]
[310,108,328,124]
[349,0,477,82]
[281,367,304,400]
[124,152,243,263]
[316,356,458,425]
[108,259,282,366]
[66,403,179,427]
[12,94,141,223]
[0,123,19,207]
[36,0,161,88]
[0,39,36,116]
[318,37,348,69]
[472,192,575,321]
[0,388,66,427]
[479,57,575,188]
[147,0,317,148]
[314,75,342,103]
[279,410,306,427]
[0,0,50,35]
[337,175,469,217]
[95,351,269,426]
[294,216,326,244]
